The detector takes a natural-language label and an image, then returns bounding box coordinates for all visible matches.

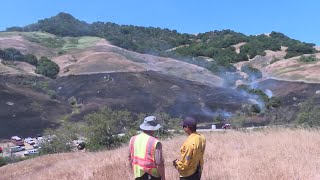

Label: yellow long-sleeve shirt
[176,132,206,177]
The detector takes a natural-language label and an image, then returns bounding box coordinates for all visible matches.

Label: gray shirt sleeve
[155,142,164,165]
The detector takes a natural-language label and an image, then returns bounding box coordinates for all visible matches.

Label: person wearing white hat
[128,116,166,180]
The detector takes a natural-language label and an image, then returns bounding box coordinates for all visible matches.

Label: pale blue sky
[0,0,319,45]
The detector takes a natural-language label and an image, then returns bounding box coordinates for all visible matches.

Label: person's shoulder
[197,132,205,138]
[199,133,206,141]
[129,134,139,142]
[130,134,137,139]
[193,132,204,138]
[194,133,206,142]
[200,133,206,138]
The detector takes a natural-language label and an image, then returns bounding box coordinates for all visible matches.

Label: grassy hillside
[264,53,320,82]
[11,32,100,52]
[0,31,99,50]
[1,128,320,180]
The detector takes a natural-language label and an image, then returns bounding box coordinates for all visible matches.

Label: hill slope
[0,32,249,139]
[1,31,320,138]
[0,32,223,87]
[0,75,71,138]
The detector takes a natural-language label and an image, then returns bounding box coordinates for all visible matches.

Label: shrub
[0,48,38,67]
[285,43,317,59]
[153,112,181,138]
[40,123,81,154]
[68,96,77,106]
[296,99,320,126]
[248,89,269,102]
[0,156,27,166]
[266,97,281,109]
[241,64,263,81]
[213,114,225,123]
[250,104,261,113]
[25,54,38,66]
[0,48,25,61]
[58,50,66,55]
[48,90,58,99]
[299,55,318,63]
[35,56,60,78]
[237,84,250,91]
[0,157,7,167]
[270,57,281,64]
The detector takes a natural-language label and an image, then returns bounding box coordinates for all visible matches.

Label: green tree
[250,104,261,113]
[25,54,38,66]
[296,99,320,126]
[213,114,224,123]
[241,64,263,81]
[35,56,60,78]
[84,107,134,151]
[299,55,318,63]
[266,97,281,109]
[40,123,80,154]
[153,112,181,138]
[0,157,7,167]
[1,48,25,61]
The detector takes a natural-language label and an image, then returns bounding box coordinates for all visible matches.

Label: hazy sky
[1,0,319,45]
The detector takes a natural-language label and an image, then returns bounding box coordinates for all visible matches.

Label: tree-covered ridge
[177,31,317,64]
[7,12,93,37]
[5,12,318,65]
[91,22,193,54]
[7,13,191,54]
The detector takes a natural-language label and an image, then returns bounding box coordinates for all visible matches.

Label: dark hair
[182,117,197,132]
[188,125,197,132]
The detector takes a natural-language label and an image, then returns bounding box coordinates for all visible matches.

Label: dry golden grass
[1,128,320,180]
[264,53,320,83]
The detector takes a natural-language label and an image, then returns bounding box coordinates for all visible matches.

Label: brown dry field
[233,45,320,83]
[1,128,320,180]
[0,35,57,58]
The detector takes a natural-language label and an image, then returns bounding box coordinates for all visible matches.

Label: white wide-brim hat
[140,116,161,131]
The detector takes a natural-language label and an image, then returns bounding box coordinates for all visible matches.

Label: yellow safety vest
[129,132,160,178]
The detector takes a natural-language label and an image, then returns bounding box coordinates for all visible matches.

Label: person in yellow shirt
[173,117,206,180]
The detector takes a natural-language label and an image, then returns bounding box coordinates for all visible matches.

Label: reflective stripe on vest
[129,133,159,178]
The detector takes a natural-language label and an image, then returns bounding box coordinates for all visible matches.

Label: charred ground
[0,71,248,139]
[258,79,320,106]
[52,71,248,121]
[252,79,320,125]
[2,72,320,139]
[0,75,70,139]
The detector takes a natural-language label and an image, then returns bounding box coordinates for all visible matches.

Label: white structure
[211,125,216,129]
